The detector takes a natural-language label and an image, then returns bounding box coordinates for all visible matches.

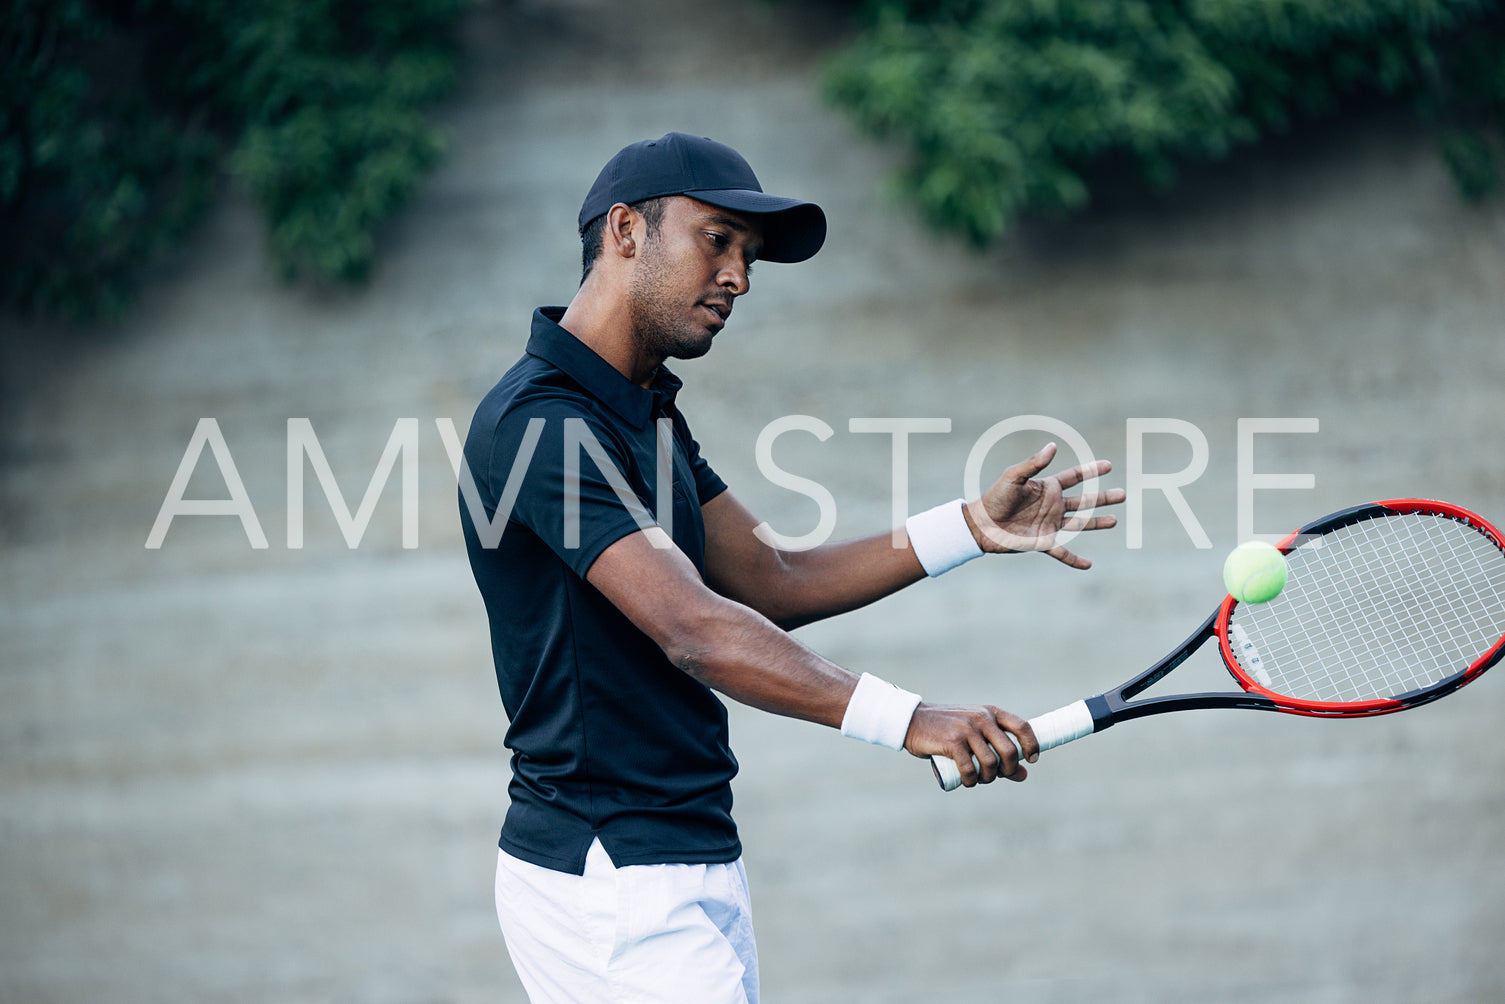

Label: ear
[605,203,638,259]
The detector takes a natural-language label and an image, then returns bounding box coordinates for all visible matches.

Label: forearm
[753,529,928,629]
[589,509,1046,787]
[665,598,1035,785]
[590,526,862,725]
[704,492,986,630]
[665,593,860,725]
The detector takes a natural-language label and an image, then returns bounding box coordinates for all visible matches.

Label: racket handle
[930,699,1096,792]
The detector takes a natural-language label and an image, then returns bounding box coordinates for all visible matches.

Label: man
[459,132,1125,1003]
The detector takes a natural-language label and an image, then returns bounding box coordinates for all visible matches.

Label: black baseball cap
[577,132,827,263]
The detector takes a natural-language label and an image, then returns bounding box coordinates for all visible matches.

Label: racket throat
[1084,693,1117,733]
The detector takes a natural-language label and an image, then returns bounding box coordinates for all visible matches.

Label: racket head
[1214,499,1505,717]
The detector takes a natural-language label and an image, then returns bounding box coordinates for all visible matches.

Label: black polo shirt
[459,306,738,875]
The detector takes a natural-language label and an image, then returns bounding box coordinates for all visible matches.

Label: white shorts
[495,838,759,1003]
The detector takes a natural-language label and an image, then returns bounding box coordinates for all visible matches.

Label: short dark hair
[580,197,667,284]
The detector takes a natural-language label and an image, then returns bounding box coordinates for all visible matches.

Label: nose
[718,256,751,297]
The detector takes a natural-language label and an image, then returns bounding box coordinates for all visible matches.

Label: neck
[558,279,662,387]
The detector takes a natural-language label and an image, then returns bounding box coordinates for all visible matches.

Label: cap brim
[684,188,827,263]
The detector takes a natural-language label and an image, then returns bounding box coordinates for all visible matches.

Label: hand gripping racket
[933,499,1505,791]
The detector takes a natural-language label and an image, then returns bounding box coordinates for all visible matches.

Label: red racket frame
[1083,499,1505,734]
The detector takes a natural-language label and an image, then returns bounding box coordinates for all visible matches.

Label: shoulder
[471,355,608,442]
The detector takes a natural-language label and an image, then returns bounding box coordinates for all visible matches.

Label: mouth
[699,301,731,327]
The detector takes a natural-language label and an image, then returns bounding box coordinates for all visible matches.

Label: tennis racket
[933,498,1505,791]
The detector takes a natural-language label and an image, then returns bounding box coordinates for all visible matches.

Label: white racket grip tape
[1030,700,1097,751]
[930,699,1097,792]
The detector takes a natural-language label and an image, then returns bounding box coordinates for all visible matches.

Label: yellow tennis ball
[1223,541,1288,604]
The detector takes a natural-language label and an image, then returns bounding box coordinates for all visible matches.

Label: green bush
[825,0,1505,244]
[1,0,466,321]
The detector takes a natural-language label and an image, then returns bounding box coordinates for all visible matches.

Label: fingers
[1000,708,1040,764]
[912,705,1039,787]
[970,710,1038,784]
[1046,543,1091,569]
[972,446,1125,566]
[1051,504,1121,569]
[953,739,1020,786]
[997,450,1122,514]
[1051,456,1112,491]
[949,746,1026,787]
[1002,442,1059,483]
[1063,487,1127,513]
[968,718,1020,783]
[993,448,1122,502]
[1061,513,1118,533]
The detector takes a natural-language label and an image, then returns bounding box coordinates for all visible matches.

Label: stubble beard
[627,253,716,363]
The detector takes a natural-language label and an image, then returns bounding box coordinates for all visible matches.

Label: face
[626,197,763,363]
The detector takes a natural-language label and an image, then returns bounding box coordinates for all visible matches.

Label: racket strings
[1272,524,1479,700]
[1313,517,1504,697]
[1230,513,1505,704]
[1314,520,1461,695]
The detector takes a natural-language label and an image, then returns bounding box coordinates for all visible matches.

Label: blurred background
[3,1,1503,1001]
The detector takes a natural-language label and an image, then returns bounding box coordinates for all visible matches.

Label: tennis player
[459,132,1125,1003]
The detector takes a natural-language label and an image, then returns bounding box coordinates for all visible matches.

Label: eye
[705,229,753,277]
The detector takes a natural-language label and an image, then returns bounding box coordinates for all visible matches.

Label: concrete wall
[3,1,1503,1000]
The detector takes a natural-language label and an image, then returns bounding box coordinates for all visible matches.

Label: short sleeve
[677,414,727,506]
[487,401,655,578]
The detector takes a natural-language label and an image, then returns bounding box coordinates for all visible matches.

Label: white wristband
[906,498,984,577]
[840,672,923,751]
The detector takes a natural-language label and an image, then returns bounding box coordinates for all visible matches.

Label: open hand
[966,442,1126,569]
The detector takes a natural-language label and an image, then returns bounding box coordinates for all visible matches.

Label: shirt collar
[526,307,683,428]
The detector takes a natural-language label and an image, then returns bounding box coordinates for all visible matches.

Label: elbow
[669,646,716,688]
[656,597,753,686]
[660,614,726,685]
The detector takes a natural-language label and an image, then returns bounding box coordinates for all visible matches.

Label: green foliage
[190,0,463,284]
[825,0,1505,244]
[2,0,220,319]
[2,0,465,321]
